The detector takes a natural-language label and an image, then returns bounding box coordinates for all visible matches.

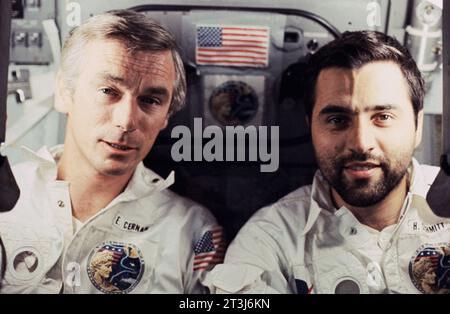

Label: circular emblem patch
[87,242,145,294]
[9,247,41,281]
[209,80,259,126]
[409,243,450,294]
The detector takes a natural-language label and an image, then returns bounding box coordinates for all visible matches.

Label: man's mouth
[344,162,380,170]
[343,162,381,179]
[102,140,136,151]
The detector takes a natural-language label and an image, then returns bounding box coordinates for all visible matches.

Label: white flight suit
[0,146,224,294]
[205,159,450,294]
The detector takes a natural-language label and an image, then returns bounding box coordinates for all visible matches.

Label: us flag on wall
[193,227,226,271]
[196,25,270,68]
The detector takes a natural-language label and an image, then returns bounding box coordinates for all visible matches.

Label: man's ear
[414,109,424,149]
[161,116,169,130]
[305,115,310,128]
[54,71,71,114]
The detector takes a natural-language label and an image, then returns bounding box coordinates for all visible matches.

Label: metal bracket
[7,69,32,103]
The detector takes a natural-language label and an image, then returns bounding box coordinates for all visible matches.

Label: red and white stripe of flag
[197,26,269,67]
[193,228,226,271]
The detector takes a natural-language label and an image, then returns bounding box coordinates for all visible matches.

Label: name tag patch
[113,214,150,233]
[408,220,449,233]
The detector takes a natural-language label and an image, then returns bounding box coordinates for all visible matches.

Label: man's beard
[316,151,411,207]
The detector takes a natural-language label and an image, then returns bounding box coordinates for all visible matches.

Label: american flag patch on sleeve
[193,227,226,271]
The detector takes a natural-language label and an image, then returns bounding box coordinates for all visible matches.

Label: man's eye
[327,116,348,125]
[139,96,160,106]
[377,114,392,121]
[99,88,118,96]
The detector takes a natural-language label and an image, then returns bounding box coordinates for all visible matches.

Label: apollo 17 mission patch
[87,241,145,294]
[409,243,450,294]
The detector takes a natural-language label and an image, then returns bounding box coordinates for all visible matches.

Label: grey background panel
[10,0,56,64]
[57,0,392,39]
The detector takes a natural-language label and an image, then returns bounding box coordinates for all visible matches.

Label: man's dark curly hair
[302,31,424,127]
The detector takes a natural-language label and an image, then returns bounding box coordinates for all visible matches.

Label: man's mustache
[335,151,386,168]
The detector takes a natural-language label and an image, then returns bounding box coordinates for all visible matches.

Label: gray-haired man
[0,10,224,294]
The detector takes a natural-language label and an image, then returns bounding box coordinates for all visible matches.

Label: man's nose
[112,95,137,133]
[347,118,376,154]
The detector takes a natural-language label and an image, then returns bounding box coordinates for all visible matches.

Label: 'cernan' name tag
[113,214,150,233]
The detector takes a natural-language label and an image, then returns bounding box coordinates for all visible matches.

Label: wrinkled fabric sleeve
[204,222,290,294]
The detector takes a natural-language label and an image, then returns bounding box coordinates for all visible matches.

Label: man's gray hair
[59,9,186,115]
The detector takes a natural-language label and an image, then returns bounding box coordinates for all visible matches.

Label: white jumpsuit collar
[19,144,176,201]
